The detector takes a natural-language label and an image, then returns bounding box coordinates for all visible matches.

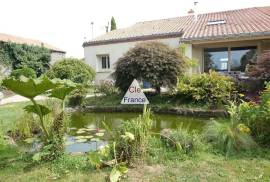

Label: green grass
[0,102,29,132]
[0,143,269,182]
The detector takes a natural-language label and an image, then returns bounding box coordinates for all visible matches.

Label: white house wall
[50,52,65,65]
[84,37,182,83]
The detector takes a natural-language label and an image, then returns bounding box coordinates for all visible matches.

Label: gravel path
[0,95,47,105]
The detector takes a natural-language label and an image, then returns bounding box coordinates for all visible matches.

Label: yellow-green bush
[177,71,236,108]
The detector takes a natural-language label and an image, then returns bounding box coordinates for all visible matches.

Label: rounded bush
[114,41,186,93]
[10,67,37,79]
[46,58,95,84]
[177,71,236,108]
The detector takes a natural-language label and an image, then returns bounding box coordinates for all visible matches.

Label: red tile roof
[83,6,270,46]
[0,33,65,53]
[181,6,270,42]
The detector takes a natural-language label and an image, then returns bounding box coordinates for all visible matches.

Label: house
[83,6,270,83]
[0,32,66,64]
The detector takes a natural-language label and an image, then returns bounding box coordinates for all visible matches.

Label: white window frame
[97,55,110,72]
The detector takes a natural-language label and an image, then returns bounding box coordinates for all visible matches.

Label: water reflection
[65,112,210,153]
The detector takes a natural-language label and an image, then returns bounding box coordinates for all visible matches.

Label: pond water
[65,112,216,153]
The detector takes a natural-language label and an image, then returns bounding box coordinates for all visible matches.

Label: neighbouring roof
[83,6,270,46]
[0,32,66,53]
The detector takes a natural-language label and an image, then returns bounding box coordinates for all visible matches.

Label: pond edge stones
[81,105,228,117]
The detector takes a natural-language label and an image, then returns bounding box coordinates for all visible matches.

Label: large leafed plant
[2,76,78,139]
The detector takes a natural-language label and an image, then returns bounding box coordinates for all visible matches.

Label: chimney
[193,1,198,21]
[188,9,195,16]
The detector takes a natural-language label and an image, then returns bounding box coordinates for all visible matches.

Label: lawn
[0,144,270,182]
[0,102,29,132]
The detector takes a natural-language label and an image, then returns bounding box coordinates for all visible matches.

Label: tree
[46,58,95,106]
[111,17,117,31]
[248,50,270,80]
[46,58,95,84]
[114,41,186,93]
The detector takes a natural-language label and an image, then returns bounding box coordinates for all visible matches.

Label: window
[100,55,110,69]
[207,20,226,26]
[231,46,257,72]
[204,48,228,72]
[204,46,257,72]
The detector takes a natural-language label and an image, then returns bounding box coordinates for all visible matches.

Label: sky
[0,0,269,58]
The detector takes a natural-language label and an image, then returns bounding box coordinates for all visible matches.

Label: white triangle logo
[121,79,149,105]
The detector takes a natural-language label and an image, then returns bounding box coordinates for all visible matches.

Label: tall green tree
[110,16,117,31]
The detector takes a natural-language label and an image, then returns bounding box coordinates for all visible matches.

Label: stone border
[80,105,228,117]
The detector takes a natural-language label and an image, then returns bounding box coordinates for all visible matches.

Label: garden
[0,42,270,181]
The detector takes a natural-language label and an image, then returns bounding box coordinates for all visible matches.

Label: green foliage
[115,106,152,163]
[177,70,236,108]
[2,75,79,161]
[227,83,270,146]
[88,145,111,169]
[94,80,119,96]
[161,127,204,155]
[114,41,186,93]
[2,75,59,99]
[68,87,88,107]
[109,165,128,182]
[46,58,95,84]
[51,155,88,176]
[24,104,51,116]
[10,67,36,79]
[110,17,117,31]
[203,119,255,157]
[0,42,50,76]
[9,113,40,139]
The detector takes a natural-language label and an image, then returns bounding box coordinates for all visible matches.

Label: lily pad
[91,138,101,142]
[76,139,88,143]
[84,128,96,131]
[75,135,93,140]
[95,133,104,137]
[76,130,86,134]
[65,141,75,146]
[87,125,96,129]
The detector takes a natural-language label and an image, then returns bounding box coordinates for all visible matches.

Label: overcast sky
[0,0,269,58]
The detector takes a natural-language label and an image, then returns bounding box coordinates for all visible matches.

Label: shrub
[47,58,95,106]
[9,113,40,140]
[177,70,236,108]
[10,67,37,79]
[94,80,119,96]
[115,106,152,163]
[161,127,204,155]
[46,58,95,84]
[68,87,88,107]
[203,119,255,157]
[114,41,186,93]
[248,50,270,80]
[229,83,270,146]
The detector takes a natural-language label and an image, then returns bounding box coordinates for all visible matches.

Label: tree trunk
[155,87,161,94]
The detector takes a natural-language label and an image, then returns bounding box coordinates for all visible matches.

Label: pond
[65,112,218,153]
